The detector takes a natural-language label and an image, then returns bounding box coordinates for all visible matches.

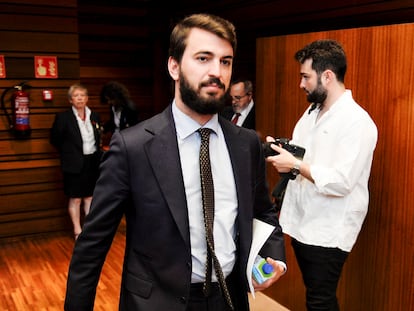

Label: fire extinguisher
[1,81,31,138]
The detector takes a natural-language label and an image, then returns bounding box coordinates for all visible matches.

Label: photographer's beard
[306,76,327,106]
[179,72,227,115]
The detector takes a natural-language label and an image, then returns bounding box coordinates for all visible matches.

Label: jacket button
[179,296,186,304]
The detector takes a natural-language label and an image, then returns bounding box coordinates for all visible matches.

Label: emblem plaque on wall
[34,56,58,78]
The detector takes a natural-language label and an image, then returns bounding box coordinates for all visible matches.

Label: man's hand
[265,136,296,173]
[265,136,313,182]
[252,257,285,292]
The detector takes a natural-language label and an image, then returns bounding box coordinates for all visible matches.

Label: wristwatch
[291,159,301,176]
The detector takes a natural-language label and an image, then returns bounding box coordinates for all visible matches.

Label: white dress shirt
[172,101,238,283]
[72,106,96,155]
[112,105,121,131]
[279,90,378,252]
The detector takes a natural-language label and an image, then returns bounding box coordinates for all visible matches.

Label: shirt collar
[326,90,352,116]
[72,106,91,120]
[172,100,219,140]
[239,99,254,117]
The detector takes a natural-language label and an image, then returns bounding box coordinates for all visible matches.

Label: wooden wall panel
[78,2,157,121]
[0,0,160,240]
[0,32,78,52]
[0,0,78,239]
[0,210,70,239]
[256,22,414,311]
[1,189,64,214]
[1,0,75,6]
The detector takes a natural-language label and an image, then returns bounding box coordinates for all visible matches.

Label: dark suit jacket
[220,104,256,130]
[103,101,139,134]
[50,109,101,173]
[64,105,285,311]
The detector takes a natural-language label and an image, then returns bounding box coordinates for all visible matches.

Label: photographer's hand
[265,136,314,182]
[265,136,296,173]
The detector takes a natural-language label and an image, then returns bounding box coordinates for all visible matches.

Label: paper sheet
[246,218,275,299]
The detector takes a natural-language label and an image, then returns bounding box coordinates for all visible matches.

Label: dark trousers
[292,239,349,311]
[187,282,232,311]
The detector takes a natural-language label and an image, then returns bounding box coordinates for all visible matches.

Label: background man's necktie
[198,128,234,311]
[231,113,241,125]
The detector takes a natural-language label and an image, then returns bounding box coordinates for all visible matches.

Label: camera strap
[271,174,290,212]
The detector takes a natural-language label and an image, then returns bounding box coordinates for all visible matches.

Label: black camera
[263,138,305,159]
[263,138,306,212]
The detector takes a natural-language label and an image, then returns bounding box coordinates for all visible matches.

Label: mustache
[200,77,225,89]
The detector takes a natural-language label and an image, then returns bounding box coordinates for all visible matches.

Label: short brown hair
[169,13,237,64]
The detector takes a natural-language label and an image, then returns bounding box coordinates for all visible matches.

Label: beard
[179,72,227,115]
[306,77,327,105]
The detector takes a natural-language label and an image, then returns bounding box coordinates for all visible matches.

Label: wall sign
[0,55,6,78]
[34,56,58,78]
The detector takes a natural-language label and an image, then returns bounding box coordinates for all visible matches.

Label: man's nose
[208,60,222,77]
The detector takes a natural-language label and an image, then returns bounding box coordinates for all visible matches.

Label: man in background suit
[221,79,255,130]
[65,13,285,311]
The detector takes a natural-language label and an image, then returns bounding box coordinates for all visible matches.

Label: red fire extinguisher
[1,82,31,138]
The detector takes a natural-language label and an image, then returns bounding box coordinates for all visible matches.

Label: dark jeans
[292,239,349,311]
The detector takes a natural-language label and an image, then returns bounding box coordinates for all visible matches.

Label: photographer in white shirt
[266,39,377,311]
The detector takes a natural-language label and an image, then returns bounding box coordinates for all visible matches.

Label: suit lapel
[144,107,191,249]
[220,119,251,207]
[68,110,83,149]
[220,118,254,254]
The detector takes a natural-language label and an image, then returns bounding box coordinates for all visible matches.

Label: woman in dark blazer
[50,84,101,240]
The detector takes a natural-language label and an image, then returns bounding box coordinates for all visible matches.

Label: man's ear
[167,56,179,81]
[323,69,334,84]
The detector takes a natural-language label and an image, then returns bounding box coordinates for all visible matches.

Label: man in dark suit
[65,13,285,311]
[221,79,255,130]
